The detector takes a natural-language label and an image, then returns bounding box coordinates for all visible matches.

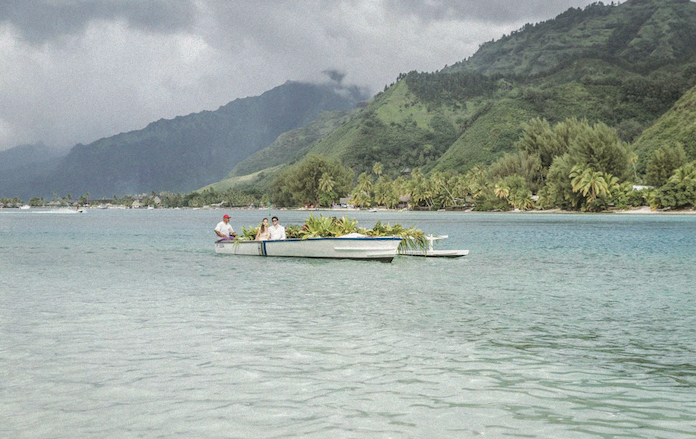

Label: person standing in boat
[269,216,286,240]
[255,218,271,240]
[214,214,237,239]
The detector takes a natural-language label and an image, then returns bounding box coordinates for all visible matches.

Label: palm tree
[628,151,639,182]
[317,173,336,207]
[373,176,394,207]
[351,172,374,208]
[570,164,609,203]
[407,169,433,208]
[510,190,534,210]
[669,162,696,184]
[603,173,620,196]
[350,190,371,208]
[357,172,373,192]
[318,173,335,194]
[494,182,510,200]
[372,162,383,177]
[463,165,489,199]
[429,172,460,208]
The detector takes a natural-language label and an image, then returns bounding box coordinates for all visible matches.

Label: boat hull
[215,237,402,262]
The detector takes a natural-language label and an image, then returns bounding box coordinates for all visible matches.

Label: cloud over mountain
[0,0,599,151]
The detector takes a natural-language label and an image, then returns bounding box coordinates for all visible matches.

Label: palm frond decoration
[397,232,428,254]
[363,220,427,253]
[285,224,303,239]
[302,214,339,238]
[239,215,428,252]
[239,226,258,240]
[335,216,360,234]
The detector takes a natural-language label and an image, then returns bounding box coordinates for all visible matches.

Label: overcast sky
[0,0,601,152]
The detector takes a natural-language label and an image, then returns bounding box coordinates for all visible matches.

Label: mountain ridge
[1,81,366,199]
[447,0,696,77]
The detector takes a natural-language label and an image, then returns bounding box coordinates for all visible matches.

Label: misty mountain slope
[0,144,65,198]
[24,81,365,198]
[228,109,359,178]
[0,143,63,172]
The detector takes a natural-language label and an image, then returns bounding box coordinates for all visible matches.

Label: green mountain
[632,83,696,165]
[202,109,359,192]
[448,0,696,77]
[235,0,696,185]
[14,81,365,199]
[228,108,359,178]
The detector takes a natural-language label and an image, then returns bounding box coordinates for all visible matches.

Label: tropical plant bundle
[364,220,428,253]
[239,226,259,240]
[239,214,428,252]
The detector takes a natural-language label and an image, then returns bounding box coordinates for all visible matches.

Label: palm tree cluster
[340,117,695,212]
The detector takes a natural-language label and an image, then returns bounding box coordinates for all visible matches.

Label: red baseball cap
[223,214,230,219]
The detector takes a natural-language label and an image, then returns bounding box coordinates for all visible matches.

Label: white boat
[399,235,469,258]
[215,234,402,262]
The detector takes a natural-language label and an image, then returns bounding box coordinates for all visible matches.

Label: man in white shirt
[214,214,236,238]
[269,216,286,240]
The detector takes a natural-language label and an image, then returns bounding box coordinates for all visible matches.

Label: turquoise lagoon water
[1,208,695,438]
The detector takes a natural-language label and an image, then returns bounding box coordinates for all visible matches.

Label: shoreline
[4,205,695,215]
[291,205,696,215]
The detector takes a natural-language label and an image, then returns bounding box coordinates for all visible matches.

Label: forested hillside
[632,84,696,166]
[228,109,359,178]
[298,0,696,179]
[448,0,696,77]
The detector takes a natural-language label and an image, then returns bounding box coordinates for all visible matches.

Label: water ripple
[2,210,695,438]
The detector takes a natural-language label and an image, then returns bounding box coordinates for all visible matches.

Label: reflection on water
[1,209,695,438]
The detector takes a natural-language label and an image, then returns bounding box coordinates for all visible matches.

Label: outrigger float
[399,235,469,258]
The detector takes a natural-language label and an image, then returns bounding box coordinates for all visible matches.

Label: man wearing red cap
[214,214,236,239]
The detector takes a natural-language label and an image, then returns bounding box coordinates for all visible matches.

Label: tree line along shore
[7,117,694,213]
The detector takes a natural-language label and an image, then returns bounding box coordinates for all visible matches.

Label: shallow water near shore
[1,208,695,438]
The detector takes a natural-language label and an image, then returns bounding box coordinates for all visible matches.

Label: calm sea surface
[1,208,695,438]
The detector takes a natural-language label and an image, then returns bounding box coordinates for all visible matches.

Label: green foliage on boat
[237,214,427,252]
